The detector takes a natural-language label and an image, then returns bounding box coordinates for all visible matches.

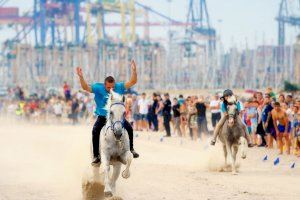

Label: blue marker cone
[274,157,280,166]
[160,137,164,142]
[291,162,296,169]
[263,155,268,161]
[135,133,139,138]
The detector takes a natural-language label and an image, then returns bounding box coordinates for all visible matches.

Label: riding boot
[124,119,139,158]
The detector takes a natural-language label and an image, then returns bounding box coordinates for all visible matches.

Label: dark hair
[105,76,115,83]
[179,94,183,98]
[164,93,169,96]
[142,92,146,95]
[153,93,157,97]
[173,98,178,100]
[274,102,280,106]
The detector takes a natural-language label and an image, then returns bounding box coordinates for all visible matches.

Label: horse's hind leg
[122,151,133,179]
[110,163,121,193]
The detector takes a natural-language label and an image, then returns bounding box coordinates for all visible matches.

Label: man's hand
[125,59,138,89]
[131,59,137,72]
[76,67,83,78]
[76,66,92,93]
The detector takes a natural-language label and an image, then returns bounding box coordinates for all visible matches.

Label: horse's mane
[105,90,124,118]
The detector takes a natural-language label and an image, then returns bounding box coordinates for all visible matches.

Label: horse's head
[227,103,237,127]
[107,90,126,141]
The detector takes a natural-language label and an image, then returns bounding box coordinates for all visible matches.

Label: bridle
[106,102,126,139]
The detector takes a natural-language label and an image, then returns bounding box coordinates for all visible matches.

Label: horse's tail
[239,136,247,159]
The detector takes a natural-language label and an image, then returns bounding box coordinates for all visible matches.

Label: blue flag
[160,137,163,142]
[291,162,295,169]
[263,155,268,161]
[274,157,280,165]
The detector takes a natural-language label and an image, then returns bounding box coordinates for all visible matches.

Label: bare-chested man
[271,102,291,155]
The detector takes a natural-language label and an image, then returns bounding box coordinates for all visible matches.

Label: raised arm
[76,67,92,93]
[125,60,137,89]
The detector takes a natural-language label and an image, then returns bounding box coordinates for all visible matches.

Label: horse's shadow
[82,166,124,200]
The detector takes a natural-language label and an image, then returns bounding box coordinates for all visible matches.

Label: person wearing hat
[210,89,254,147]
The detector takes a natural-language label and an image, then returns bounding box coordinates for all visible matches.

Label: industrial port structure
[0,0,299,92]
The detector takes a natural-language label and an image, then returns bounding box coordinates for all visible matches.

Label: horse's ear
[122,96,125,102]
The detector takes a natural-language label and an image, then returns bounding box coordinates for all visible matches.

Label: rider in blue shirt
[210,89,254,147]
[76,60,139,166]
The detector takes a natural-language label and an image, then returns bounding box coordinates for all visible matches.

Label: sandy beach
[0,121,299,200]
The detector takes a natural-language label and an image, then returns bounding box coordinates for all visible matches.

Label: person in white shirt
[138,93,149,131]
[53,100,63,119]
[209,94,221,128]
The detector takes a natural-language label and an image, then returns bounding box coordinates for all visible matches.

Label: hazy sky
[2,0,299,50]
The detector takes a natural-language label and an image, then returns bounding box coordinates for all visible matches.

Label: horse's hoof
[122,170,130,179]
[232,171,238,175]
[241,155,246,159]
[104,191,113,198]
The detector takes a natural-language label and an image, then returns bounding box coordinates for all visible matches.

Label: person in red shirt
[63,82,71,101]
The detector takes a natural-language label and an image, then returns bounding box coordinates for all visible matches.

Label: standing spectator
[149,93,159,131]
[131,94,140,131]
[255,92,264,109]
[178,94,184,106]
[163,93,172,137]
[257,101,267,147]
[271,102,291,155]
[156,95,164,131]
[246,98,259,145]
[262,94,275,148]
[53,99,63,123]
[286,94,294,107]
[71,98,79,125]
[293,112,300,156]
[138,93,149,131]
[266,87,276,100]
[172,98,182,136]
[278,94,285,106]
[187,97,197,140]
[195,96,209,139]
[63,81,71,101]
[209,94,221,129]
[125,94,133,125]
[180,98,188,137]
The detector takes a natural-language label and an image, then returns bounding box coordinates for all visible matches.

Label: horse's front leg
[225,143,237,175]
[102,153,112,197]
[222,144,227,167]
[122,150,133,179]
[110,163,121,193]
[232,145,239,174]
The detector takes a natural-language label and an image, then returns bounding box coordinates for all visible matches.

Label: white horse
[100,90,133,198]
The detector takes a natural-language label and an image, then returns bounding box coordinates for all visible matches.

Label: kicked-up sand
[0,120,299,200]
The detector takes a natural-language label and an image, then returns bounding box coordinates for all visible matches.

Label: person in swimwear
[271,102,291,155]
